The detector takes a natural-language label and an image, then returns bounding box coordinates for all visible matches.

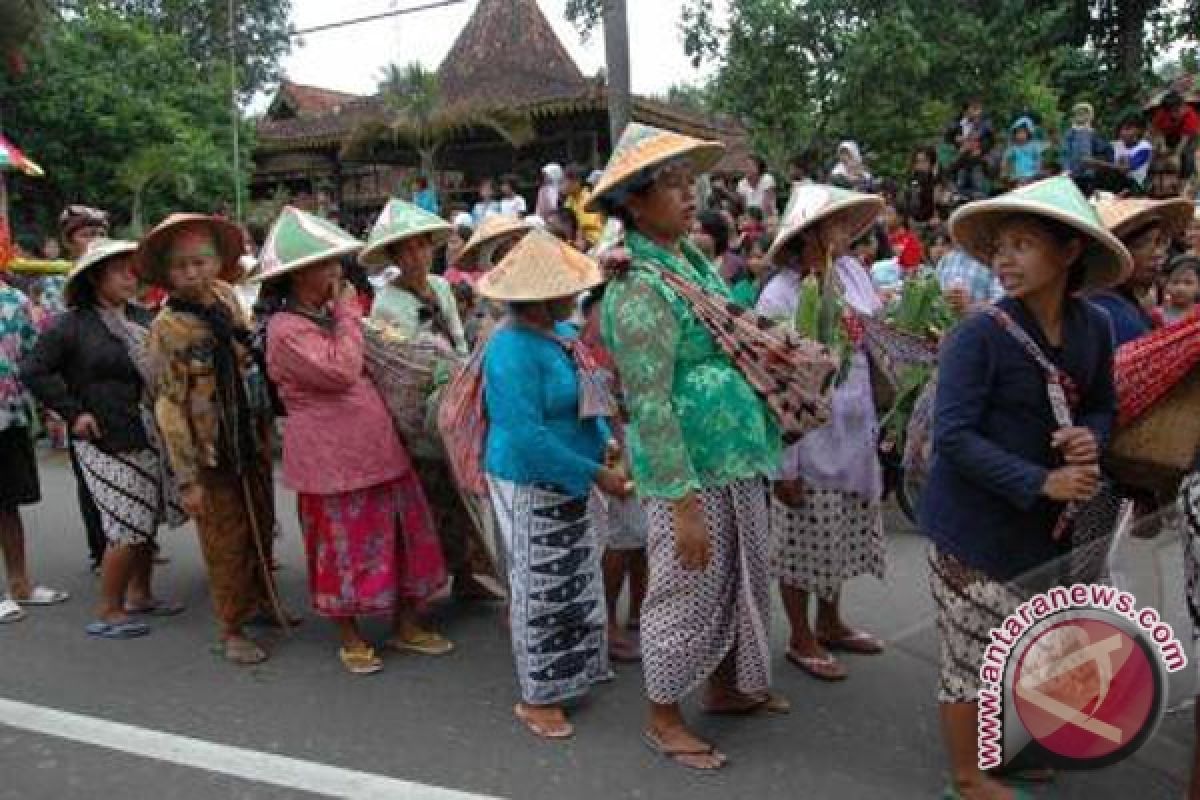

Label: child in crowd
[730,232,773,308]
[926,228,954,269]
[1110,112,1154,194]
[1063,101,1111,193]
[1162,256,1200,324]
[1002,116,1043,186]
[885,204,924,274]
[903,147,940,229]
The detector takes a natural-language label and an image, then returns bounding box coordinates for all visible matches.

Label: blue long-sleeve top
[919,297,1116,581]
[1088,289,1154,347]
[483,321,611,498]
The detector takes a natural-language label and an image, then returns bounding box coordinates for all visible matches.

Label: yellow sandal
[387,630,455,657]
[339,645,383,675]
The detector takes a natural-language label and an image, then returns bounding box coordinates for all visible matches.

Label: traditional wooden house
[251,0,748,233]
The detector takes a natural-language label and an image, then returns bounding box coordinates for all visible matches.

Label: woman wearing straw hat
[1092,195,1195,346]
[258,207,450,674]
[143,213,285,665]
[590,123,788,770]
[361,199,498,603]
[756,183,888,682]
[924,176,1130,799]
[478,229,631,740]
[21,239,185,638]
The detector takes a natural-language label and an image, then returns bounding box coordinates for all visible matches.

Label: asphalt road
[0,449,1193,800]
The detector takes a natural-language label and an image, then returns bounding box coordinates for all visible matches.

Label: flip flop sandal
[0,598,27,624]
[642,730,727,771]
[388,630,455,656]
[18,586,70,606]
[339,646,383,676]
[125,600,186,617]
[818,630,885,655]
[786,649,849,682]
[85,620,150,639]
[223,637,268,666]
[514,704,574,740]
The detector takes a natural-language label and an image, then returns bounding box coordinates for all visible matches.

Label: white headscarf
[542,163,564,188]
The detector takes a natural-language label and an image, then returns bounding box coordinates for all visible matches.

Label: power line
[292,0,468,37]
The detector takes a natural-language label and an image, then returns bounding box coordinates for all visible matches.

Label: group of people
[2,104,1200,799]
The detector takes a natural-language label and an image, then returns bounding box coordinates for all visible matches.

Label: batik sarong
[640,478,772,704]
[488,477,609,705]
[74,441,183,546]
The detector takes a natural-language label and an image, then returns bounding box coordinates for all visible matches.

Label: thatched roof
[268,80,363,118]
[436,0,589,111]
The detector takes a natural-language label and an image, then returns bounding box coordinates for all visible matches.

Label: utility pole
[228,0,242,221]
[602,0,631,144]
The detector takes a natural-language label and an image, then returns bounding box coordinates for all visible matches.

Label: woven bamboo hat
[359,198,451,271]
[948,175,1133,291]
[1095,196,1195,242]
[459,215,535,266]
[64,238,139,308]
[138,213,246,287]
[476,229,604,302]
[766,183,884,265]
[586,122,725,214]
[253,206,362,284]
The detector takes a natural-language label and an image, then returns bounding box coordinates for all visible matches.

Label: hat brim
[64,242,139,307]
[586,141,726,214]
[138,215,246,288]
[358,223,452,271]
[252,242,363,284]
[459,220,535,265]
[476,231,606,303]
[476,274,605,303]
[949,197,1134,292]
[766,195,884,266]
[1107,197,1195,241]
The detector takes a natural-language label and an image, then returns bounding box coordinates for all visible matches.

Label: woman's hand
[604,439,622,469]
[773,478,806,509]
[595,466,633,498]
[672,493,711,571]
[1042,465,1101,503]
[180,483,207,519]
[71,413,102,441]
[1052,427,1099,466]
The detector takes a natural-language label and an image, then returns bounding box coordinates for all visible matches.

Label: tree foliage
[680,0,1197,177]
[0,10,254,236]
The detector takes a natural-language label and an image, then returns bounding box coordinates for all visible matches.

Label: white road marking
[0,697,502,800]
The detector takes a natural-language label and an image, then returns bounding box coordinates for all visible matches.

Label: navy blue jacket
[919,297,1116,581]
[1088,289,1154,348]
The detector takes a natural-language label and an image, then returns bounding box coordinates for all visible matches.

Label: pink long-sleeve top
[266,298,413,495]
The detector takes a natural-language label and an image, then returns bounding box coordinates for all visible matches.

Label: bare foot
[514,703,573,739]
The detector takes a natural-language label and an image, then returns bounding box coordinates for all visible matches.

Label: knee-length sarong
[640,478,771,704]
[488,477,610,705]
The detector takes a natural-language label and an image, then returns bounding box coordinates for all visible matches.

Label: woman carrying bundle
[923,176,1130,799]
[755,184,889,682]
[478,230,631,739]
[259,206,451,674]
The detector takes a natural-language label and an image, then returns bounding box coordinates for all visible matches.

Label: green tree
[57,0,293,96]
[0,10,254,232]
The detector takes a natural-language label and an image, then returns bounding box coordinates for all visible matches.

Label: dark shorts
[0,425,41,510]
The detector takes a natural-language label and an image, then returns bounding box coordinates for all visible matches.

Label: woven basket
[860,315,938,413]
[362,324,461,460]
[1107,367,1200,495]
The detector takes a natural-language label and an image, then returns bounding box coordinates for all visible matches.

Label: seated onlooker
[1063,101,1112,194]
[1002,116,1044,186]
[1110,111,1154,194]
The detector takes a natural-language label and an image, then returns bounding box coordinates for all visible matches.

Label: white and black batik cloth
[74,441,184,546]
[488,478,610,705]
[1179,473,1200,668]
[640,478,772,705]
[928,546,1024,704]
[769,487,885,602]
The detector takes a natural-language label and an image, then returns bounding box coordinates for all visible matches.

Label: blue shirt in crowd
[919,297,1116,582]
[483,322,610,498]
[1088,289,1154,348]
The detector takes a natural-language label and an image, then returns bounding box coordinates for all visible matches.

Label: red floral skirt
[298,473,447,617]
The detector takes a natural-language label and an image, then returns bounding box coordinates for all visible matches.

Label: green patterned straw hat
[358,198,452,271]
[253,206,363,284]
[949,175,1134,291]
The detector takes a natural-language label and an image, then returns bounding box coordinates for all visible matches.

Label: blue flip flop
[86,620,150,639]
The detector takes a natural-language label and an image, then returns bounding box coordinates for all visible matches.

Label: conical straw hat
[948,175,1133,292]
[137,213,245,287]
[476,229,604,302]
[766,183,884,265]
[460,215,535,266]
[586,122,725,214]
[64,238,139,308]
[253,206,362,284]
[358,198,452,270]
[1095,196,1195,242]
